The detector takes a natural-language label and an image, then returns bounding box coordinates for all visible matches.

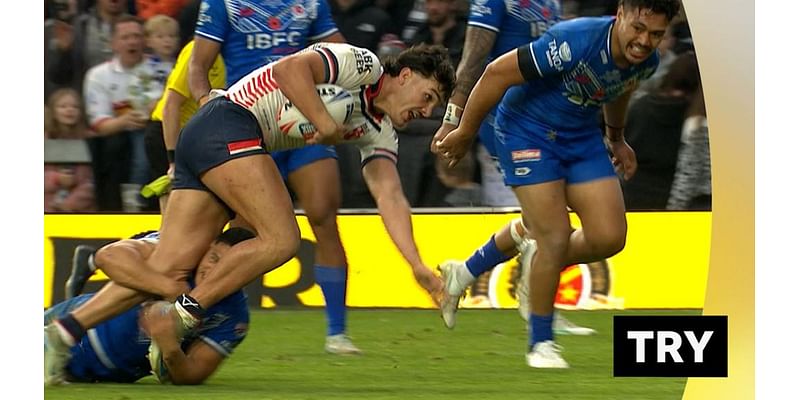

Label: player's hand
[412,264,444,307]
[308,121,347,145]
[140,301,180,341]
[608,139,638,180]
[430,122,456,153]
[435,127,475,168]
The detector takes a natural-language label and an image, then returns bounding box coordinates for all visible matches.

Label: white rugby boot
[526,340,569,369]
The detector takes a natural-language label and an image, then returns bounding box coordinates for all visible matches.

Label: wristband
[167,150,176,163]
[442,103,463,126]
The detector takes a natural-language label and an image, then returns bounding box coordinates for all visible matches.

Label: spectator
[44,88,97,212]
[331,0,392,52]
[143,14,179,86]
[667,84,710,210]
[622,53,701,210]
[436,143,482,207]
[136,0,189,19]
[409,0,466,66]
[45,0,80,97]
[47,0,131,95]
[83,15,157,212]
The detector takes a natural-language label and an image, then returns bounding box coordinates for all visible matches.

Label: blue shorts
[494,111,615,187]
[271,145,338,180]
[173,97,267,192]
[477,110,499,158]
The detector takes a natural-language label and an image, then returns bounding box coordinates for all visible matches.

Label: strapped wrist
[442,102,463,126]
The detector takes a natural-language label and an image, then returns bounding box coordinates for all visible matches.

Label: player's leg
[515,181,571,368]
[184,154,300,314]
[93,239,190,299]
[286,147,360,355]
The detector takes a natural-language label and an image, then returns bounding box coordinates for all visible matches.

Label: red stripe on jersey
[227,138,262,153]
[266,68,278,88]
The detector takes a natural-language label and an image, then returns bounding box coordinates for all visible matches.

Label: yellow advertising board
[44,212,710,309]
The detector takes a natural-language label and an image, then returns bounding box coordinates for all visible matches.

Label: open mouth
[628,43,650,59]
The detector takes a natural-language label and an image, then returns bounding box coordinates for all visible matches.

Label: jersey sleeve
[165,43,194,99]
[359,122,399,166]
[308,0,339,41]
[516,23,582,81]
[197,300,249,358]
[467,0,505,33]
[311,43,383,89]
[83,66,114,129]
[195,0,229,43]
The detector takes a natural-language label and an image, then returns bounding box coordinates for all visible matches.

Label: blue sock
[529,313,554,349]
[314,265,347,336]
[465,235,512,277]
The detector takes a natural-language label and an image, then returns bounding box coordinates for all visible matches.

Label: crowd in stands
[44,0,710,212]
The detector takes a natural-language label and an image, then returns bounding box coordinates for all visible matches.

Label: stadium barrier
[44,212,710,309]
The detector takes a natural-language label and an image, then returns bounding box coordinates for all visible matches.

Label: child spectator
[143,14,179,88]
[45,88,97,212]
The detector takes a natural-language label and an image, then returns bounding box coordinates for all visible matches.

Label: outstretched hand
[434,127,474,168]
[412,265,444,307]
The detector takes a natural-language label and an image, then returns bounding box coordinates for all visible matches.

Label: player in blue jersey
[435,0,682,368]
[187,0,365,355]
[429,0,591,334]
[44,228,254,385]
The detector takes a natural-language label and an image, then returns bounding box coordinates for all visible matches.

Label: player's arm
[435,48,526,165]
[141,305,224,385]
[431,26,496,149]
[188,37,221,106]
[162,89,187,173]
[603,88,638,180]
[93,240,187,299]
[271,51,346,144]
[362,157,443,300]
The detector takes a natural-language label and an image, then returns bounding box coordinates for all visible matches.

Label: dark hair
[382,44,456,102]
[215,227,256,247]
[659,52,700,94]
[619,0,682,21]
[111,14,144,36]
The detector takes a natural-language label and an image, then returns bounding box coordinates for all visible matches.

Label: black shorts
[144,120,168,179]
[173,96,267,192]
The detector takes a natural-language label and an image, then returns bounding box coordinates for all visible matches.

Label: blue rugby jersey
[500,16,659,133]
[63,290,249,382]
[195,0,339,85]
[468,0,562,62]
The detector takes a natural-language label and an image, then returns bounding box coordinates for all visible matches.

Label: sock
[314,265,347,336]
[174,294,205,329]
[55,314,85,346]
[465,235,512,277]
[528,312,554,349]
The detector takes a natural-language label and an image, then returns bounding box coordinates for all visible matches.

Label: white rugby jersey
[221,43,399,164]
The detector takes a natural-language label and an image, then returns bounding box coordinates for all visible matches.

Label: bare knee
[534,229,572,269]
[586,227,627,259]
[253,226,301,267]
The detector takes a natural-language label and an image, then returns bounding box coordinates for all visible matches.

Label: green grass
[45,309,697,400]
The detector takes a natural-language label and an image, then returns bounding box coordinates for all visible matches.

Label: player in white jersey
[42,43,456,374]
[220,43,404,160]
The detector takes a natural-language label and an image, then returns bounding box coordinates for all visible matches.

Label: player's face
[113,21,145,67]
[195,243,232,285]
[615,6,670,66]
[390,69,443,128]
[54,93,81,126]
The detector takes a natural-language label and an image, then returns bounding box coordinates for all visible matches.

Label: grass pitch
[45,309,695,400]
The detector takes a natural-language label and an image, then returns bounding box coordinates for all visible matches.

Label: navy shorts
[173,97,267,191]
[271,145,338,180]
[494,110,616,187]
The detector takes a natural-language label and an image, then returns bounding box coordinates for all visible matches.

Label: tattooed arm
[431,26,497,151]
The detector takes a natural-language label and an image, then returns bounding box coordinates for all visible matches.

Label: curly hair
[382,44,456,102]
